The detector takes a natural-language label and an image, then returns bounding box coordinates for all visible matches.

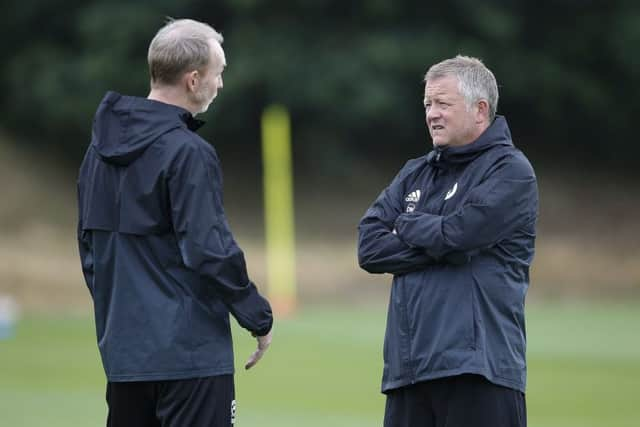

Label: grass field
[0,302,638,427]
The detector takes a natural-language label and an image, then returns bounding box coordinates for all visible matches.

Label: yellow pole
[261,105,296,316]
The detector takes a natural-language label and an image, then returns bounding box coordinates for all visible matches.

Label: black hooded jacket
[77,92,272,381]
[358,116,538,393]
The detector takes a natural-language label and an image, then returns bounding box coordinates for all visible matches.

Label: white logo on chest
[444,182,458,200]
[405,190,421,202]
[405,189,421,213]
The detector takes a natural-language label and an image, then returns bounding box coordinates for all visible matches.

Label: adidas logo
[405,190,421,203]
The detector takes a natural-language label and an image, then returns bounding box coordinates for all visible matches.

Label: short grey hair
[424,55,499,121]
[148,18,223,86]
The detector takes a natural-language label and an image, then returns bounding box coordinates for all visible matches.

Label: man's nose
[426,106,440,122]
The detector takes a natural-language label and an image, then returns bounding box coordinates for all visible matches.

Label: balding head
[148,18,224,87]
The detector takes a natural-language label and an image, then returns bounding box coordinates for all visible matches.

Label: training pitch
[0,302,638,427]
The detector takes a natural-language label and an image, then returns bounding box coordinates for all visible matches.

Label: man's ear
[184,70,200,93]
[476,100,489,124]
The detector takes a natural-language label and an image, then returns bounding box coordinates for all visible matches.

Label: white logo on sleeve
[444,182,458,200]
[405,190,421,202]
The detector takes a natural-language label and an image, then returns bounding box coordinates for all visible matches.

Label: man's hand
[244,330,272,370]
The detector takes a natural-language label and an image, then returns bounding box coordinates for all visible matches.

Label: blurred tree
[1,0,638,177]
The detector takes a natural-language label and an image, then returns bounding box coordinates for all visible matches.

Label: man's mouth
[431,125,444,131]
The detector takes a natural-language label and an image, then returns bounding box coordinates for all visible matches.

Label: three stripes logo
[405,189,421,213]
[403,183,459,213]
[405,190,421,203]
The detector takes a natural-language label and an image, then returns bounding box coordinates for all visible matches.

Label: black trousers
[384,374,526,427]
[106,375,235,427]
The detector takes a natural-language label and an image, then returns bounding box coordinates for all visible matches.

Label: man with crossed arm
[358,55,538,427]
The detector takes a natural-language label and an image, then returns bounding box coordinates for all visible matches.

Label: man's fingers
[245,331,272,370]
[244,348,264,370]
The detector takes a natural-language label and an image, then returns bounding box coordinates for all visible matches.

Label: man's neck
[148,86,197,115]
[467,122,490,145]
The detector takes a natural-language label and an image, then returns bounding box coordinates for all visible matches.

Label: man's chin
[193,96,216,116]
[196,101,213,115]
[432,139,449,147]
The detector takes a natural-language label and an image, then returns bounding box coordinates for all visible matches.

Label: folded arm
[357,164,440,275]
[394,157,538,259]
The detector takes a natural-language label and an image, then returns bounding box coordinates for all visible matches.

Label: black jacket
[77,92,272,381]
[358,116,538,393]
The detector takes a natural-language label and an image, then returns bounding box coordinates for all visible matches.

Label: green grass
[0,302,638,426]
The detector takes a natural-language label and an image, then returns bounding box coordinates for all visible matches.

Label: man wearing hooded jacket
[358,56,538,427]
[77,19,272,426]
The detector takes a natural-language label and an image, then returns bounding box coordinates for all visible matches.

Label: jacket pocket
[406,265,475,369]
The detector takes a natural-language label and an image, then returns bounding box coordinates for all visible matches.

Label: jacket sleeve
[168,143,272,336]
[357,164,440,275]
[394,156,538,259]
[77,182,94,297]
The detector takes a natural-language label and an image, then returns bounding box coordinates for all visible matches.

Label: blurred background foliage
[1,0,639,302]
[4,0,640,178]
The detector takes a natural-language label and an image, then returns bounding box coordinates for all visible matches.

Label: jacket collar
[426,115,513,168]
[179,112,206,131]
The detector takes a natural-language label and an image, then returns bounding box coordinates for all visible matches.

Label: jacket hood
[91,91,205,166]
[426,115,513,168]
